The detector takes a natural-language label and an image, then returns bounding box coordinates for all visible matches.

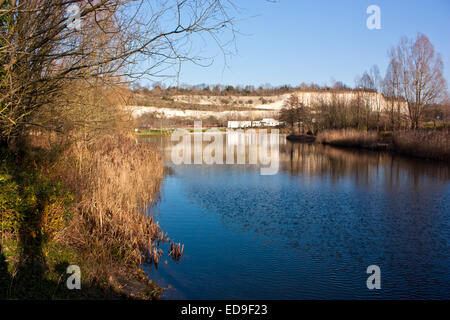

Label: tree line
[279,33,448,132]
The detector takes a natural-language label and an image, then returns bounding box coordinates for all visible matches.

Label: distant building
[227,121,252,128]
[228,119,279,129]
[241,121,252,128]
[260,118,280,127]
[227,121,241,129]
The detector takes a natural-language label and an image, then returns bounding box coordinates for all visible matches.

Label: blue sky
[153,0,450,88]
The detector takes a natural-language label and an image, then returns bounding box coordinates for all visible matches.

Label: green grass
[0,161,112,299]
[135,129,174,136]
[420,121,448,130]
[188,128,227,133]
[1,238,114,299]
[135,128,229,135]
[1,229,162,300]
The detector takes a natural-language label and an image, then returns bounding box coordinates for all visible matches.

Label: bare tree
[0,0,237,144]
[356,72,375,91]
[383,58,402,130]
[279,94,310,133]
[368,65,383,130]
[389,33,447,129]
[279,94,299,130]
[355,74,375,130]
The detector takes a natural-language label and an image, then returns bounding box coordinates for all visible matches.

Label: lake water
[141,133,450,299]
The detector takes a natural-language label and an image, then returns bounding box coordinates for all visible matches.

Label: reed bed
[392,130,450,161]
[316,129,379,149]
[58,135,175,269]
[7,134,178,297]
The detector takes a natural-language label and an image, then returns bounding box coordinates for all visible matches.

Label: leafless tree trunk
[383,58,402,130]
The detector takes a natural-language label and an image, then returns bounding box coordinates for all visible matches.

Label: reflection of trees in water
[280,142,450,190]
[140,134,450,188]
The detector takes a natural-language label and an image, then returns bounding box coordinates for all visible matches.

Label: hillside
[127,90,407,121]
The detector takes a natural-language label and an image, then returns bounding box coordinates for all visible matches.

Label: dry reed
[392,130,450,161]
[316,129,379,149]
[169,242,184,260]
[59,135,168,267]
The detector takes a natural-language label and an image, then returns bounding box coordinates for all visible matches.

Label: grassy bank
[135,129,175,136]
[1,135,176,299]
[315,129,450,161]
[135,128,232,135]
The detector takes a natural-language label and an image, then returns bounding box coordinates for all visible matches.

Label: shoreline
[0,136,167,300]
[288,131,449,162]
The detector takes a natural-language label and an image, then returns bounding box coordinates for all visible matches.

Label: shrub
[392,130,450,161]
[0,166,72,244]
[316,129,378,148]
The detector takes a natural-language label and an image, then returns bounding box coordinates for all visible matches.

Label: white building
[227,121,241,129]
[228,119,280,129]
[241,121,252,128]
[260,118,280,127]
[227,121,253,128]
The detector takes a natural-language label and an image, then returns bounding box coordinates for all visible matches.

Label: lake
[141,132,450,299]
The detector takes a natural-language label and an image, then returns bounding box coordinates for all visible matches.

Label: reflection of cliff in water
[173,142,449,264]
[141,134,450,186]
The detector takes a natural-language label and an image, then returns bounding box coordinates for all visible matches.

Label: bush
[392,130,450,161]
[0,165,72,244]
[220,98,230,105]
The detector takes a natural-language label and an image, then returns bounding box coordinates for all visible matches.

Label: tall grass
[316,129,379,149]
[392,130,450,161]
[1,133,173,298]
[58,135,170,269]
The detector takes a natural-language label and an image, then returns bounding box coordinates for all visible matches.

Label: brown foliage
[0,0,236,141]
[393,130,450,161]
[316,129,379,149]
[59,135,166,266]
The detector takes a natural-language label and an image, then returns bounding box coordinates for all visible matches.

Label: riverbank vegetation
[316,130,379,149]
[136,129,175,136]
[1,136,166,299]
[392,130,450,161]
[280,33,449,160]
[316,129,449,161]
[1,0,235,299]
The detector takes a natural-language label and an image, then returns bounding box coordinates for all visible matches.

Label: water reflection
[279,142,450,189]
[141,133,450,299]
[142,132,449,187]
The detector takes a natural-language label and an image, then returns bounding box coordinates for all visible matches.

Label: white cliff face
[126,106,277,119]
[172,94,287,110]
[174,91,408,113]
[293,91,408,113]
[127,90,407,119]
